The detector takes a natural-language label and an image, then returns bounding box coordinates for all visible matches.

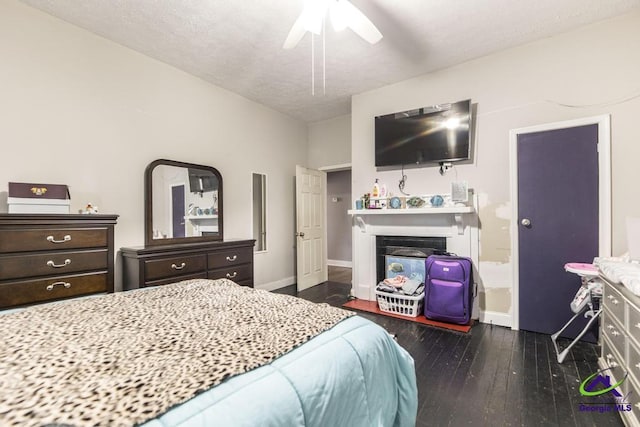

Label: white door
[295,165,327,291]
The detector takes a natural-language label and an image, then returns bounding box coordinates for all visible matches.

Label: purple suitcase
[424,255,474,324]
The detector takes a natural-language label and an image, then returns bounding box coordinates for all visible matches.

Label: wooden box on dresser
[600,275,640,425]
[0,214,118,309]
[121,239,255,290]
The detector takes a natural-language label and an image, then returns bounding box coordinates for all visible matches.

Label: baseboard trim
[328,259,352,268]
[255,276,295,292]
[478,310,512,328]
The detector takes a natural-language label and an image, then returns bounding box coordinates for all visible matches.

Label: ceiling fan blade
[341,0,383,44]
[283,13,308,49]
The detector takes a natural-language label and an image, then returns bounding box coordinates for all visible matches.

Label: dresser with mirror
[121,159,255,290]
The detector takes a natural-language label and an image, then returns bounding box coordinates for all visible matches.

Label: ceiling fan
[283,0,383,49]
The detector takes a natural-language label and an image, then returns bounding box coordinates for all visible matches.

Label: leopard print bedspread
[0,279,355,426]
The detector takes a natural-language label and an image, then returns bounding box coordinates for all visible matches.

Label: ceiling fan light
[301,0,329,35]
[330,0,348,32]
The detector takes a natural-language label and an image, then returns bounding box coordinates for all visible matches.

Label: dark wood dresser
[121,239,255,290]
[0,214,118,309]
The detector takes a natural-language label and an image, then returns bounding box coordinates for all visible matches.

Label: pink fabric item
[564,262,598,276]
[383,275,408,288]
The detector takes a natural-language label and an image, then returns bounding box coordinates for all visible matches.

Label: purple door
[171,185,186,238]
[517,124,599,342]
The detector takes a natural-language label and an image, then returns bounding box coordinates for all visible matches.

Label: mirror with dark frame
[145,159,223,246]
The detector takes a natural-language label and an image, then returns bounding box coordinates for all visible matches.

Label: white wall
[308,114,351,168]
[0,0,307,290]
[352,9,640,321]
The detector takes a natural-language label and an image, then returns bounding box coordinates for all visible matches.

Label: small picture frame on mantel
[451,181,469,203]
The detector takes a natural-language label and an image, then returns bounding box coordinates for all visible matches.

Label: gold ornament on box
[30,187,47,196]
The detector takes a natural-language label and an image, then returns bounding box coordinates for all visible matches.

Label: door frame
[509,115,611,330]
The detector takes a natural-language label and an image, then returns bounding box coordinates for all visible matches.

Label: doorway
[171,184,186,238]
[327,169,352,285]
[510,116,611,339]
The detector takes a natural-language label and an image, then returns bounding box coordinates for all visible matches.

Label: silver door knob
[521,218,531,227]
[296,232,305,237]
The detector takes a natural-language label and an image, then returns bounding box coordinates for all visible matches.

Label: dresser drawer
[604,284,626,325]
[144,254,207,282]
[208,247,252,269]
[628,339,640,386]
[0,249,108,279]
[602,335,625,371]
[143,272,208,288]
[208,263,253,283]
[602,309,627,363]
[0,272,108,308]
[0,228,108,253]
[628,303,640,347]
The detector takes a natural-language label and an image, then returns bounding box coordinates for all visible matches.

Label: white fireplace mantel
[348,206,475,235]
[350,195,479,304]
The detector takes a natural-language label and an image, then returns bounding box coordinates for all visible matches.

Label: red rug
[342,299,473,333]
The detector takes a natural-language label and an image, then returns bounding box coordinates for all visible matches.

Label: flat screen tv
[375,99,471,167]
[188,169,218,193]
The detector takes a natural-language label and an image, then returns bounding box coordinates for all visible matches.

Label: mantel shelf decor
[347,206,474,215]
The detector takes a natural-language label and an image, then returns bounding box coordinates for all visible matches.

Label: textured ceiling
[19,0,640,123]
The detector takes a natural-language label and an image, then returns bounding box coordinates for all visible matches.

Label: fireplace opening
[376,236,447,284]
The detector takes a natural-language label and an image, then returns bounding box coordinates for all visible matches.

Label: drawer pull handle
[46,281,71,291]
[226,255,238,262]
[226,272,238,279]
[608,295,614,300]
[610,361,619,368]
[612,299,620,305]
[47,259,71,268]
[635,363,640,370]
[607,325,615,329]
[47,235,71,244]
[171,262,186,270]
[611,330,620,336]
[635,323,640,329]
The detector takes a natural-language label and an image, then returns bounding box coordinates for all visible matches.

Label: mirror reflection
[151,164,220,240]
[252,173,267,251]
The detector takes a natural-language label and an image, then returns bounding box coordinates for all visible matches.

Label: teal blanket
[144,316,418,427]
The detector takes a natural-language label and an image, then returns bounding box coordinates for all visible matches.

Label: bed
[0,279,417,427]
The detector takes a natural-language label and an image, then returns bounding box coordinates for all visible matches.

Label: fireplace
[350,197,478,302]
[376,236,446,284]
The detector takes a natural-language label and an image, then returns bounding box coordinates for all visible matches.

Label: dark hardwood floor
[327,265,352,284]
[274,281,624,427]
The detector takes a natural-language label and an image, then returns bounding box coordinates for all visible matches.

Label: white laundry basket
[375,291,424,317]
